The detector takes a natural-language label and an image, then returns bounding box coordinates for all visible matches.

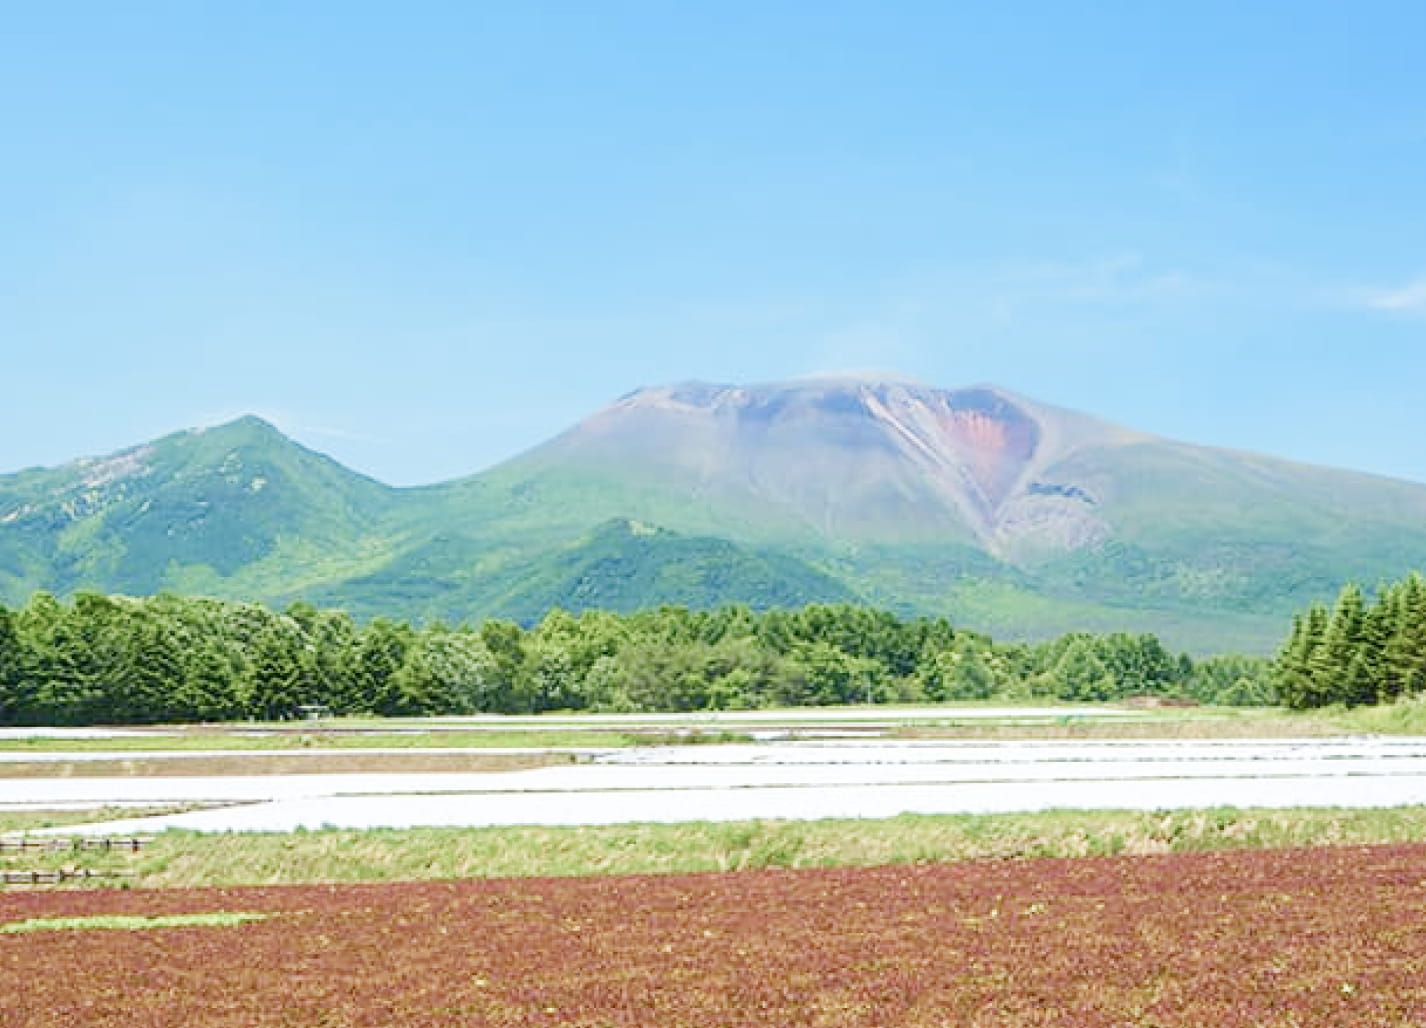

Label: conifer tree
[1385,573,1426,700]
[0,606,27,724]
[1308,585,1367,705]
[1274,604,1327,708]
[246,620,307,721]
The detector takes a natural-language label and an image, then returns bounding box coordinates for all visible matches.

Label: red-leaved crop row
[4,843,1426,1026]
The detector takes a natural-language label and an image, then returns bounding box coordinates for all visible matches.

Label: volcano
[9,375,1426,651]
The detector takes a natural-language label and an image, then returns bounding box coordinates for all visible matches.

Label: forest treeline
[0,592,1275,725]
[1274,572,1426,709]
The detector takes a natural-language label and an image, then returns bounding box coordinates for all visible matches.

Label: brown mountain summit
[523,376,1147,558]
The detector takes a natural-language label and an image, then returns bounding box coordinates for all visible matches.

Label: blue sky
[3,1,1424,486]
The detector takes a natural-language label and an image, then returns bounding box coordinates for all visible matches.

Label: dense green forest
[0,593,1275,725]
[1273,572,1426,709]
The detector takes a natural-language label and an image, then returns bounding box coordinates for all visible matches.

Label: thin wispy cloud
[1365,275,1426,313]
[887,253,1215,340]
[984,253,1207,307]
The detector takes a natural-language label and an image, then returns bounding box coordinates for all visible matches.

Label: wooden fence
[1,868,137,884]
[0,836,151,854]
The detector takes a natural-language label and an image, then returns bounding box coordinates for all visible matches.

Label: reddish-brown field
[4,844,1426,1026]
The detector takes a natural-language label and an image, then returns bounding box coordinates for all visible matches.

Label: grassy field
[0,806,198,835]
[0,750,574,779]
[0,728,662,752]
[6,806,1426,890]
[4,699,1425,754]
[1333,695,1426,734]
[0,912,272,933]
[892,713,1338,739]
[0,703,1413,754]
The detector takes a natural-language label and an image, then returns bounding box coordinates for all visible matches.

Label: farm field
[11,736,1426,836]
[0,705,1156,750]
[6,707,1426,1023]
[4,843,1426,1026]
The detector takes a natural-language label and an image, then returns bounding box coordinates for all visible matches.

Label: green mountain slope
[294,519,855,624]
[1026,440,1426,608]
[0,416,398,602]
[492,519,856,622]
[404,378,1426,649]
[7,378,1426,653]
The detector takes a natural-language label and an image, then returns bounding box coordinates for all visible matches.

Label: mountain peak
[227,413,278,430]
[196,414,287,441]
[530,375,1132,554]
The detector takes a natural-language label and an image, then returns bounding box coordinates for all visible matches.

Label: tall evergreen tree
[1383,573,1426,701]
[1309,584,1368,706]
[1274,604,1327,708]
[352,618,413,716]
[246,619,307,721]
[0,606,28,724]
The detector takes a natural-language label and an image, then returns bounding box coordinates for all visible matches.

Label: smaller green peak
[160,415,300,461]
[217,414,281,433]
[188,414,291,444]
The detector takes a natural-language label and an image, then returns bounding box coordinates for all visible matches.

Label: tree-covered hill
[301,518,856,625]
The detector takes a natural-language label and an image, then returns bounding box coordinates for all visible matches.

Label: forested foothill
[0,593,1277,726]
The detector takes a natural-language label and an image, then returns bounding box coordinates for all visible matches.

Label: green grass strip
[0,730,642,753]
[25,806,1418,890]
[0,912,271,933]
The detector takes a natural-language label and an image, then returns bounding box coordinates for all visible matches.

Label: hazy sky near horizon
[4,2,1425,486]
